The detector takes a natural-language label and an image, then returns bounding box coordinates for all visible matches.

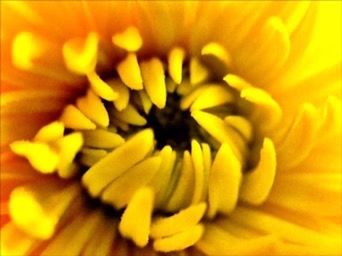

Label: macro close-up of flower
[1,1,341,255]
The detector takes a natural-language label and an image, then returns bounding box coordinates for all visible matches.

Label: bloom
[1,0,341,255]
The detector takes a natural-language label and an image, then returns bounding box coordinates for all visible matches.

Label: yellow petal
[168,47,185,84]
[158,159,182,210]
[139,90,153,114]
[82,129,125,149]
[223,73,252,91]
[165,151,194,211]
[201,42,231,67]
[108,79,130,111]
[80,148,108,167]
[150,203,206,239]
[9,183,80,240]
[12,31,47,70]
[34,121,64,143]
[63,32,98,75]
[41,211,103,256]
[230,207,336,246]
[279,1,311,34]
[149,146,177,208]
[201,42,231,76]
[153,224,204,252]
[176,79,194,96]
[190,57,209,85]
[190,85,234,111]
[318,96,341,142]
[112,26,143,52]
[140,58,167,109]
[208,143,242,218]
[102,156,161,209]
[224,115,253,142]
[201,143,211,203]
[180,84,211,110]
[76,89,110,127]
[117,53,143,90]
[191,140,205,204]
[191,110,244,161]
[59,104,96,130]
[82,217,117,256]
[10,141,58,174]
[56,132,83,179]
[112,103,147,126]
[240,138,276,205]
[196,224,277,255]
[276,103,319,170]
[235,16,290,83]
[240,87,282,132]
[82,129,154,197]
[0,223,37,256]
[119,187,154,247]
[87,72,118,101]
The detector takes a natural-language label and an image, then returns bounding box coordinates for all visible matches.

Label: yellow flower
[1,1,341,255]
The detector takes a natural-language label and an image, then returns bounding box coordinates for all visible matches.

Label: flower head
[1,1,341,255]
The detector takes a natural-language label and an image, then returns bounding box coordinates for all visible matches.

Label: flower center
[147,93,204,151]
[9,27,279,252]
